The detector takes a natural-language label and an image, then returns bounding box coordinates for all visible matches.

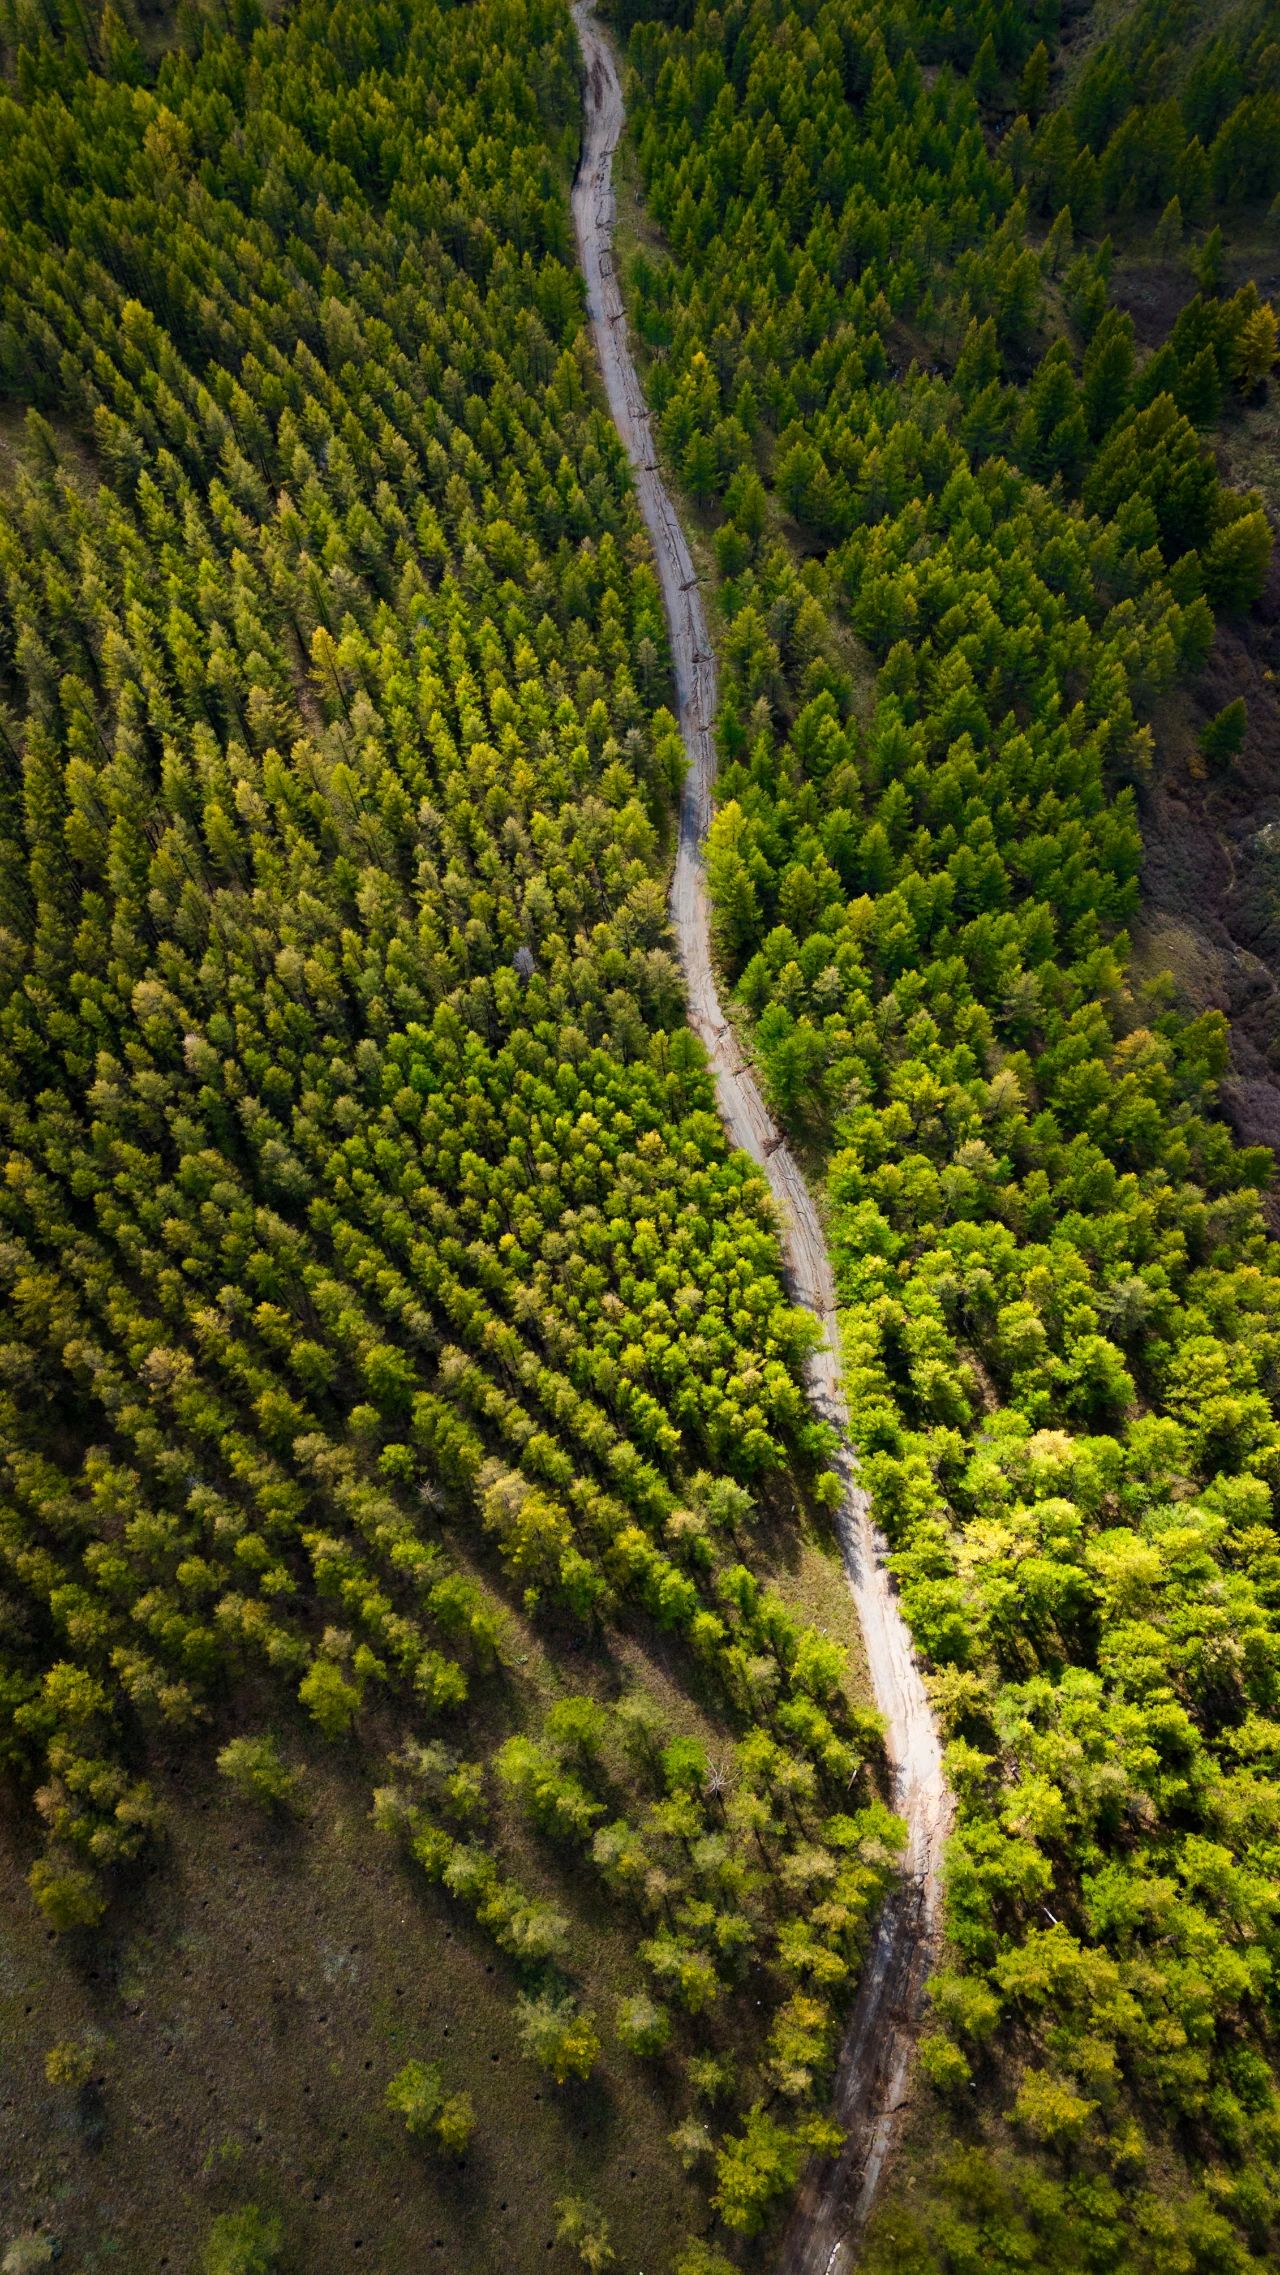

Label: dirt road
[569,6,951,2267]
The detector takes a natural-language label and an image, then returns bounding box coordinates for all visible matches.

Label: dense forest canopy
[0,0,911,2264]
[1,0,1279,2263]
[617,0,1280,2263]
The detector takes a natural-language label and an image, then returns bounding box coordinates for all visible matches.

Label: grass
[0,1477,884,2275]
[1220,375,1280,527]
[0,1730,704,2275]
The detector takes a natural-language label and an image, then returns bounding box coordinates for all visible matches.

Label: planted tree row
[0,0,905,2258]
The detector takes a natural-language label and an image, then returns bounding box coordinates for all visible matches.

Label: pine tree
[1152,194,1184,259]
[1234,304,1279,393]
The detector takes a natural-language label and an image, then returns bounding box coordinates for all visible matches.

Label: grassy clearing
[0,1731,704,2275]
[0,1465,884,2273]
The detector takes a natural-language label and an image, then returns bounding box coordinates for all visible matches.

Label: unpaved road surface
[570,6,952,2267]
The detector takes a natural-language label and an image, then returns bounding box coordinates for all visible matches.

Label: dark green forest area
[0,0,1278,2266]
[618,0,1280,2264]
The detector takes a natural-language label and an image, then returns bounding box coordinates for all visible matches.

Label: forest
[618,0,1280,2263]
[0,0,903,2264]
[0,0,1277,2266]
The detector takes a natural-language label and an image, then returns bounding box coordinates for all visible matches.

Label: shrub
[615,1990,671,2056]
[1202,508,1272,611]
[515,1991,601,2084]
[674,2245,737,2275]
[215,1735,301,1813]
[298,1658,362,1741]
[918,2032,973,2092]
[2,2238,55,2275]
[27,1858,105,1933]
[1200,697,1247,768]
[555,2197,615,2271]
[434,2093,476,2154]
[385,2060,475,2153]
[713,2105,843,2233]
[44,2040,94,2091]
[200,2206,283,2275]
[385,2058,443,2137]
[1010,2068,1097,2146]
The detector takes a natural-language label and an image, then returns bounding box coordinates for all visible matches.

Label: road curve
[569,6,952,2268]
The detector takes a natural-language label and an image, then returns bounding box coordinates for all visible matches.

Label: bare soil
[0,1732,703,2275]
[1110,233,1280,352]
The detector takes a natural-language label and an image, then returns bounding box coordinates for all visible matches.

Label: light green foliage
[614,1990,672,2056]
[200,2206,283,2275]
[297,1657,362,1741]
[434,2092,477,2154]
[1235,304,1278,392]
[627,0,1280,2261]
[673,2247,737,2275]
[0,0,895,2245]
[515,1992,601,2086]
[0,0,839,1941]
[1,2242,55,2275]
[43,2038,94,2091]
[918,2033,973,2093]
[554,2197,616,2271]
[1200,697,1247,768]
[3,0,1273,2255]
[1032,0,1280,223]
[26,1858,107,1933]
[713,2104,843,2233]
[385,2059,475,2153]
[385,2058,445,2138]
[1010,2067,1097,2145]
[215,1735,300,1814]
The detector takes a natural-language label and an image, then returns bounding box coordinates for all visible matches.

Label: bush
[385,2059,475,2153]
[615,1990,671,2056]
[1202,509,1271,612]
[297,1658,362,1741]
[515,1991,601,2084]
[386,2057,443,2137]
[216,1735,301,1813]
[200,2206,283,2275]
[674,2245,737,2275]
[27,1858,106,1934]
[1010,2068,1097,2146]
[555,2197,615,2271]
[713,2105,843,2233]
[918,2032,973,2092]
[434,2092,477,2154]
[44,2039,94,2091]
[2,2238,55,2275]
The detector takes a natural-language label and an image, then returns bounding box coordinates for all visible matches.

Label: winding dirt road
[570,7,951,2268]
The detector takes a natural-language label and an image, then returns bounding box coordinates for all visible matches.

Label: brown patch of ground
[1109,255,1200,352]
[0,1737,704,2275]
[1110,233,1280,356]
